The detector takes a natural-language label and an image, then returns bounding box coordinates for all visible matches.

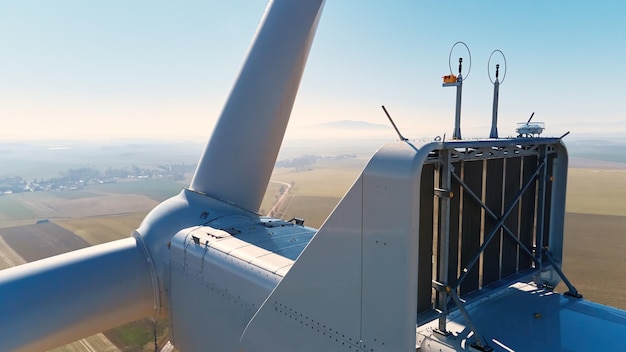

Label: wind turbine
[1,1,626,351]
[0,0,325,350]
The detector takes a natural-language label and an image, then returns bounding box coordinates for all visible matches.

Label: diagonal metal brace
[543,249,582,298]
[451,172,540,267]
[452,159,546,289]
[448,288,493,352]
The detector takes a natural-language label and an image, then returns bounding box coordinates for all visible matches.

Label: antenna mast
[489,50,506,138]
[443,42,471,140]
[489,65,500,138]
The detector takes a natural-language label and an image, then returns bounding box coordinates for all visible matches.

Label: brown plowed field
[0,222,90,262]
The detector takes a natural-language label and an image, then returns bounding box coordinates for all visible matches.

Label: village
[0,163,192,195]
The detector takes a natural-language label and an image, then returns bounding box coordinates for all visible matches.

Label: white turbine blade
[0,237,155,352]
[190,0,326,212]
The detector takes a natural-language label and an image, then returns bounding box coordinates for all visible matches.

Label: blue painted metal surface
[417,280,626,351]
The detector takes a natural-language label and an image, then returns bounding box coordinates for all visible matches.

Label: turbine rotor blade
[0,237,155,352]
[190,0,326,212]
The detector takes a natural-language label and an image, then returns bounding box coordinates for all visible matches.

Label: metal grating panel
[519,155,537,270]
[418,164,435,313]
[419,139,569,326]
[459,160,483,296]
[448,162,462,288]
[502,157,521,278]
[483,159,504,286]
[542,154,555,249]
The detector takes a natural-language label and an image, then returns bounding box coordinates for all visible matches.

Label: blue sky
[1,1,624,141]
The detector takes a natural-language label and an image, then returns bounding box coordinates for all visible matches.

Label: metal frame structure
[413,137,578,350]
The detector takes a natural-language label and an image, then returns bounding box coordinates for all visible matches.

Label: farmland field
[566,168,626,216]
[5,192,69,221]
[259,181,285,216]
[0,237,25,270]
[89,179,184,202]
[267,159,363,227]
[272,161,363,198]
[0,222,89,262]
[0,179,179,219]
[279,195,341,229]
[0,195,36,221]
[562,212,626,309]
[48,190,100,200]
[43,194,158,218]
[57,213,147,245]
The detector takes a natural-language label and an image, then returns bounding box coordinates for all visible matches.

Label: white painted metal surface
[240,141,428,351]
[168,225,287,351]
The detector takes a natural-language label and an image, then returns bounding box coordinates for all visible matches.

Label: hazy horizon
[2,131,626,181]
[1,1,625,142]
[1,117,625,144]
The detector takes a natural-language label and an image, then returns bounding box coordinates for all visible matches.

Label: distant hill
[566,138,626,164]
[310,120,389,130]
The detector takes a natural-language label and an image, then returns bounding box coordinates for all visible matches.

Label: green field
[3,192,69,222]
[0,195,36,220]
[90,179,184,202]
[104,319,170,352]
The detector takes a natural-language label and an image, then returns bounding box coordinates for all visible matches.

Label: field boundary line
[0,249,15,266]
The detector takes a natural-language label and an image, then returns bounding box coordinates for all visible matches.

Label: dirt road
[266,181,291,217]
